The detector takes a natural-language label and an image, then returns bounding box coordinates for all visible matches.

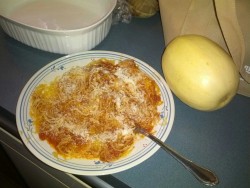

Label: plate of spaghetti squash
[16,51,175,175]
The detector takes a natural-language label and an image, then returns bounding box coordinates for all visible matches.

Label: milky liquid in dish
[8,1,102,30]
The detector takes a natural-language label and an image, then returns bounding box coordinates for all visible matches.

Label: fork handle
[146,133,219,186]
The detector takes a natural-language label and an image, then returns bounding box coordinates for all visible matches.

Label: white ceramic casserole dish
[0,0,117,54]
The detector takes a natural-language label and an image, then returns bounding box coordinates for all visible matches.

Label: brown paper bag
[159,0,250,97]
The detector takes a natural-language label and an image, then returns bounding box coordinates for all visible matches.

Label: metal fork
[134,126,219,186]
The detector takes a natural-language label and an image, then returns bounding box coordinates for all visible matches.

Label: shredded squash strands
[30,58,162,162]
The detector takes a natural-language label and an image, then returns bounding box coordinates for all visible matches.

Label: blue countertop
[1,13,250,188]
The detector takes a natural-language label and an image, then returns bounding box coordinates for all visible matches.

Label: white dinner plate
[16,51,175,175]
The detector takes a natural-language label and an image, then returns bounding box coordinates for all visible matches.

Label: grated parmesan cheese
[30,59,162,161]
